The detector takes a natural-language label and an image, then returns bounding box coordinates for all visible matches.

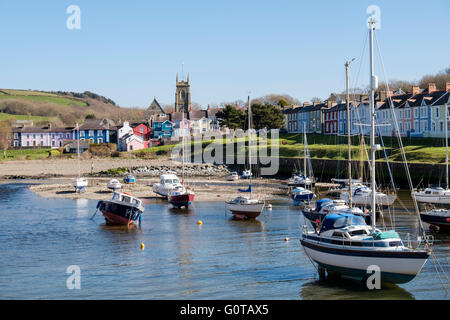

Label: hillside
[0,89,145,126]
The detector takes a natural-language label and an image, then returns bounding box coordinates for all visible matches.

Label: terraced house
[73,118,115,144]
[12,124,73,148]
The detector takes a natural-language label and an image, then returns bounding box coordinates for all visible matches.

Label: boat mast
[303,122,307,178]
[345,60,353,208]
[446,103,448,189]
[360,134,364,184]
[248,95,252,199]
[369,18,377,229]
[77,122,80,178]
[182,111,185,185]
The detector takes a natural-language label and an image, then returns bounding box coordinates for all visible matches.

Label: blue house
[152,119,174,138]
[74,118,115,144]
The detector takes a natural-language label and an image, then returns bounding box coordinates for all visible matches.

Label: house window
[97,138,103,144]
[66,133,70,138]
[52,141,55,147]
[33,134,36,139]
[40,141,43,146]
[435,108,439,118]
[59,133,63,138]
[80,131,85,138]
[97,130,102,136]
[14,133,19,139]
[432,122,436,132]
[14,141,19,147]
[414,120,418,130]
[440,121,444,132]
[89,130,94,137]
[40,134,43,139]
[420,107,426,117]
[27,141,30,147]
[421,120,427,131]
[414,108,418,118]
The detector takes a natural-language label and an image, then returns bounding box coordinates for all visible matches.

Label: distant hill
[0,89,145,127]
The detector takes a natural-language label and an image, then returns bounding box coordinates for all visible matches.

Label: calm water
[0,183,448,299]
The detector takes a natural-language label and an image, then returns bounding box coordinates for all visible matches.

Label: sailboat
[288,125,315,188]
[226,96,265,219]
[303,60,366,225]
[300,17,430,284]
[73,122,88,193]
[168,112,195,208]
[414,103,450,205]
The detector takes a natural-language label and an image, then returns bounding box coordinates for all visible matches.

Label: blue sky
[0,0,448,109]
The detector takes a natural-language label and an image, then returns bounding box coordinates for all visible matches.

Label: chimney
[378,90,393,102]
[428,83,437,93]
[412,85,421,95]
[326,100,333,108]
[446,81,450,92]
[302,102,311,107]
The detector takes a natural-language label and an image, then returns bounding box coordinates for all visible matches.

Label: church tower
[175,73,191,113]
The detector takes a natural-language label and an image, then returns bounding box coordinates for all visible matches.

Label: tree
[278,98,289,107]
[248,103,284,130]
[215,105,245,130]
[0,120,12,158]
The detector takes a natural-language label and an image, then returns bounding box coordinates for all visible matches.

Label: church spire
[187,73,190,83]
[176,73,179,83]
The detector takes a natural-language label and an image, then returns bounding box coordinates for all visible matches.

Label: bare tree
[0,120,12,159]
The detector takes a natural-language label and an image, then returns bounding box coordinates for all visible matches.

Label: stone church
[175,73,191,113]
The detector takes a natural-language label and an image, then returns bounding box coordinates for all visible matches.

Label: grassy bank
[3,133,447,165]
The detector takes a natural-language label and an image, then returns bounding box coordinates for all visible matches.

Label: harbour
[0,182,448,299]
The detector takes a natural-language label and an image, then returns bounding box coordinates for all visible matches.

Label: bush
[48,149,61,157]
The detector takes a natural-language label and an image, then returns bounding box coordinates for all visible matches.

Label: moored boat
[152,173,182,198]
[226,171,239,181]
[420,209,450,231]
[123,174,136,184]
[97,191,144,225]
[292,187,315,206]
[300,213,430,283]
[168,186,195,208]
[226,196,265,220]
[107,179,122,190]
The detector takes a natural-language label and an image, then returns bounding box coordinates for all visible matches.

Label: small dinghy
[123,174,136,184]
[107,179,122,190]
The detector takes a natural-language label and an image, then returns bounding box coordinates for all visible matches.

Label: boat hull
[168,193,195,208]
[301,239,429,284]
[99,201,142,225]
[340,193,397,206]
[414,195,450,205]
[226,202,265,220]
[420,213,450,231]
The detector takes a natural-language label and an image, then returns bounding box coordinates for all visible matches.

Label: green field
[0,89,87,107]
[128,133,447,165]
[0,112,54,122]
[2,148,52,161]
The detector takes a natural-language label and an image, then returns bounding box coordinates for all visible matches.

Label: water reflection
[75,198,90,218]
[300,277,415,300]
[226,218,265,233]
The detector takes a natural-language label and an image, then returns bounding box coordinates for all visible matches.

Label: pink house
[118,132,145,151]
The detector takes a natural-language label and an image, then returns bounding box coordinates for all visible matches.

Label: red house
[323,105,339,135]
[131,123,152,147]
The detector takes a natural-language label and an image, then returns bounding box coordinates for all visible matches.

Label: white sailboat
[288,123,315,188]
[73,122,88,193]
[300,17,430,284]
[226,96,265,219]
[168,112,195,208]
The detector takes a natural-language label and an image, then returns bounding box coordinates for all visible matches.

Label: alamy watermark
[66,5,81,30]
[66,265,81,290]
[366,265,381,290]
[170,129,280,176]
